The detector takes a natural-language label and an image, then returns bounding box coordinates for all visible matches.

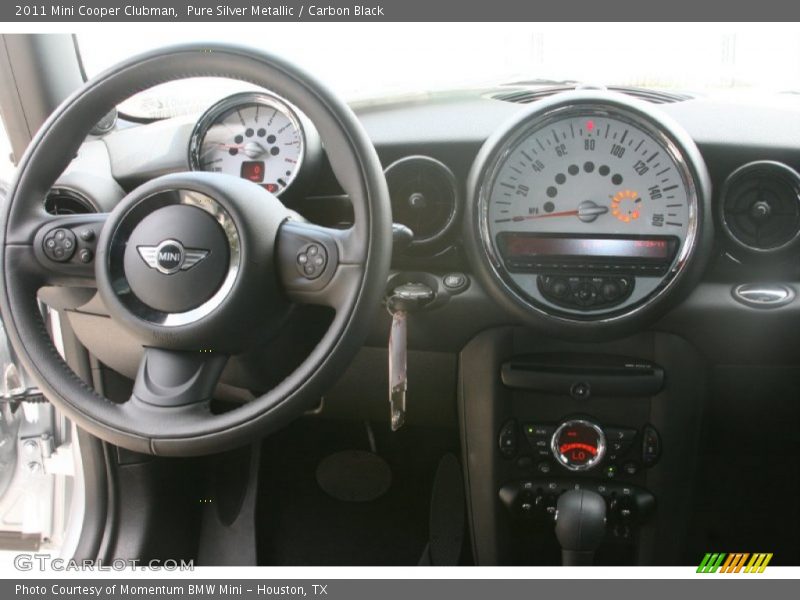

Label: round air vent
[44,187,95,215]
[721,161,800,253]
[384,156,458,248]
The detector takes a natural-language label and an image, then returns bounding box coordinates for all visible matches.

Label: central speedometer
[467,92,710,332]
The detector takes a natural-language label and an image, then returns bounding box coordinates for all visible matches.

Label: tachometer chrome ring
[188,91,307,196]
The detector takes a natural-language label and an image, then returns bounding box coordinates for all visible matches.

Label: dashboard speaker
[720,161,800,253]
[384,155,458,249]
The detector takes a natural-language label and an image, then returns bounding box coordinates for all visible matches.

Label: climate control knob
[551,419,606,471]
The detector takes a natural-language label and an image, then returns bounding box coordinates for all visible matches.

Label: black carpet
[257,418,460,566]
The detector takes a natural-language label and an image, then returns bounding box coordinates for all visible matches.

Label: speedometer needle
[512,200,609,223]
[512,210,579,221]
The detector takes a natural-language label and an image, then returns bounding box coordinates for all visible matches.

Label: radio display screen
[498,234,677,262]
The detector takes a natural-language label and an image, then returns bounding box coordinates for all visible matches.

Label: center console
[458,327,707,566]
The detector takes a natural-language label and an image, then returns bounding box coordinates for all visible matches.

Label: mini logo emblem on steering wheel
[137,239,209,275]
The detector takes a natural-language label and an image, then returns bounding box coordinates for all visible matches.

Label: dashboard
[50,82,800,366]
[28,70,800,566]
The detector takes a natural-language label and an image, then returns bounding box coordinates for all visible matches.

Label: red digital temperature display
[240,160,265,183]
[552,420,605,471]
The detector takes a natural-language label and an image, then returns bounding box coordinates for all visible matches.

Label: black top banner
[4,0,800,22]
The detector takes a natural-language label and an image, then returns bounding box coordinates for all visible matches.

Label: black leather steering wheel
[0,44,392,456]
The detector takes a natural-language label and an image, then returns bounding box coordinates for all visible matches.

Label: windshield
[77,23,800,119]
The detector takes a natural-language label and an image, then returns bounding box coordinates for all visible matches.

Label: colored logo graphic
[697,553,773,573]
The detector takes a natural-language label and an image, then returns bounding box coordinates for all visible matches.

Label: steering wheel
[0,44,392,456]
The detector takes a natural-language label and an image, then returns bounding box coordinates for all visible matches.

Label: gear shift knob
[554,489,606,566]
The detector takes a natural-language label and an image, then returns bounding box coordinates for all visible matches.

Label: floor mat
[257,418,459,566]
[316,450,392,502]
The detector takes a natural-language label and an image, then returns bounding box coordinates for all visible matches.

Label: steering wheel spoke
[129,347,228,409]
[277,219,363,309]
[23,212,107,286]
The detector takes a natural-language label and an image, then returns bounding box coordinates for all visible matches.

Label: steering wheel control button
[123,204,230,314]
[79,249,94,264]
[43,228,77,262]
[296,243,327,280]
[443,272,469,293]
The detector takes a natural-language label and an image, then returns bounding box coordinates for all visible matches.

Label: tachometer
[467,92,710,329]
[189,92,305,195]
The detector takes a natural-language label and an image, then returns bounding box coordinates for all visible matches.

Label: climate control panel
[498,418,661,479]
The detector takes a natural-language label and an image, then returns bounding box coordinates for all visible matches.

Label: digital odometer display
[551,420,606,471]
[498,234,676,261]
[240,160,265,183]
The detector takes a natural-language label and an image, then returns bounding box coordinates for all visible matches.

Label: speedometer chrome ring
[189,91,306,196]
[466,91,712,336]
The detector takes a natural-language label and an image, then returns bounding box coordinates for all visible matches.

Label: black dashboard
[51,83,800,369]
[26,71,800,566]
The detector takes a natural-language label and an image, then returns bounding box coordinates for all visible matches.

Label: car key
[385,283,435,431]
[388,308,408,431]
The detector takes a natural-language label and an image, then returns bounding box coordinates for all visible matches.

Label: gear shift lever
[554,490,606,566]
